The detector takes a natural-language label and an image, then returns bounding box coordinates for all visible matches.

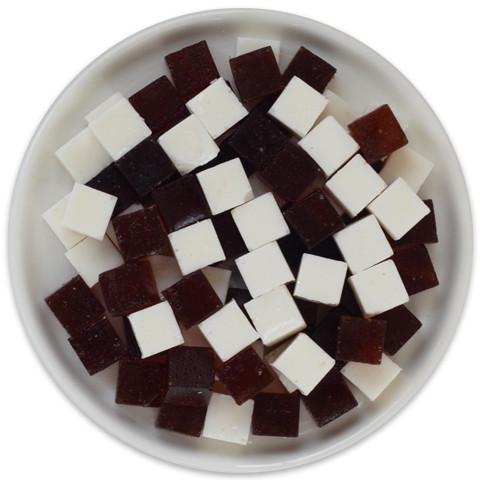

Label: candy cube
[299,116,359,177]
[282,46,336,93]
[99,260,160,316]
[199,301,259,361]
[380,146,433,193]
[269,333,335,395]
[216,347,273,404]
[42,194,86,249]
[341,354,401,401]
[68,318,125,375]
[129,75,189,135]
[55,127,112,183]
[230,47,283,105]
[117,139,178,198]
[367,178,430,240]
[152,174,210,233]
[269,76,327,137]
[245,285,306,347]
[211,211,248,259]
[333,215,393,274]
[156,403,207,437]
[309,306,348,358]
[186,78,248,139]
[88,96,151,160]
[196,158,253,215]
[148,255,183,294]
[162,271,222,329]
[259,143,323,203]
[168,219,226,275]
[231,193,290,251]
[294,254,347,306]
[303,368,358,427]
[202,266,231,304]
[65,236,123,287]
[392,245,439,295]
[63,183,116,240]
[236,37,281,62]
[235,242,294,298]
[319,90,356,127]
[112,205,170,261]
[128,302,183,358]
[158,115,220,175]
[166,40,220,102]
[45,275,104,336]
[202,393,254,445]
[348,104,408,163]
[284,190,345,249]
[326,154,387,217]
[348,260,409,316]
[229,111,289,170]
[84,93,124,123]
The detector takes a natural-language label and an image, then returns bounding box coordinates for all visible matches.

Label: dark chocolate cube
[68,317,125,375]
[226,288,252,314]
[302,368,358,428]
[166,40,220,102]
[115,355,168,406]
[129,76,189,135]
[393,244,439,295]
[348,105,408,163]
[112,205,170,261]
[152,174,211,232]
[230,47,283,105]
[99,260,160,316]
[45,275,104,336]
[282,46,336,93]
[284,190,345,249]
[211,211,248,259]
[373,306,422,355]
[252,392,300,437]
[86,164,139,216]
[216,347,274,405]
[229,111,289,170]
[156,403,207,437]
[260,143,323,202]
[165,346,215,407]
[162,271,222,329]
[336,316,386,364]
[117,139,179,198]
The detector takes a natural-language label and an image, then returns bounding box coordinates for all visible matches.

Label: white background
[1,0,478,478]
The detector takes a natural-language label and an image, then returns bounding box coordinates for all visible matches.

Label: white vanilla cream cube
[348,260,409,316]
[55,128,112,183]
[186,78,248,139]
[342,354,401,401]
[367,178,430,240]
[334,215,393,274]
[62,183,117,240]
[235,241,294,298]
[299,116,359,177]
[269,333,335,395]
[199,300,259,361]
[236,37,281,62]
[203,393,254,445]
[244,285,306,347]
[294,254,347,306]
[318,89,356,127]
[148,255,183,297]
[168,219,226,276]
[231,192,290,251]
[326,154,387,217]
[380,146,434,193]
[202,266,232,304]
[158,115,219,175]
[88,97,151,160]
[65,236,123,287]
[129,302,184,358]
[196,158,253,215]
[42,194,86,249]
[268,76,328,137]
[85,93,124,123]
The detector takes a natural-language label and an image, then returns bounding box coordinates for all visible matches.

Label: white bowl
[8,8,473,473]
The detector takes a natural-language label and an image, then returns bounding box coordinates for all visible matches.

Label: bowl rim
[7,7,474,473]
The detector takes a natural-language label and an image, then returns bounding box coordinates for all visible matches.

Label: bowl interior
[8,9,473,473]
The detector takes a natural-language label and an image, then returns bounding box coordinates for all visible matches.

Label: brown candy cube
[211,211,248,259]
